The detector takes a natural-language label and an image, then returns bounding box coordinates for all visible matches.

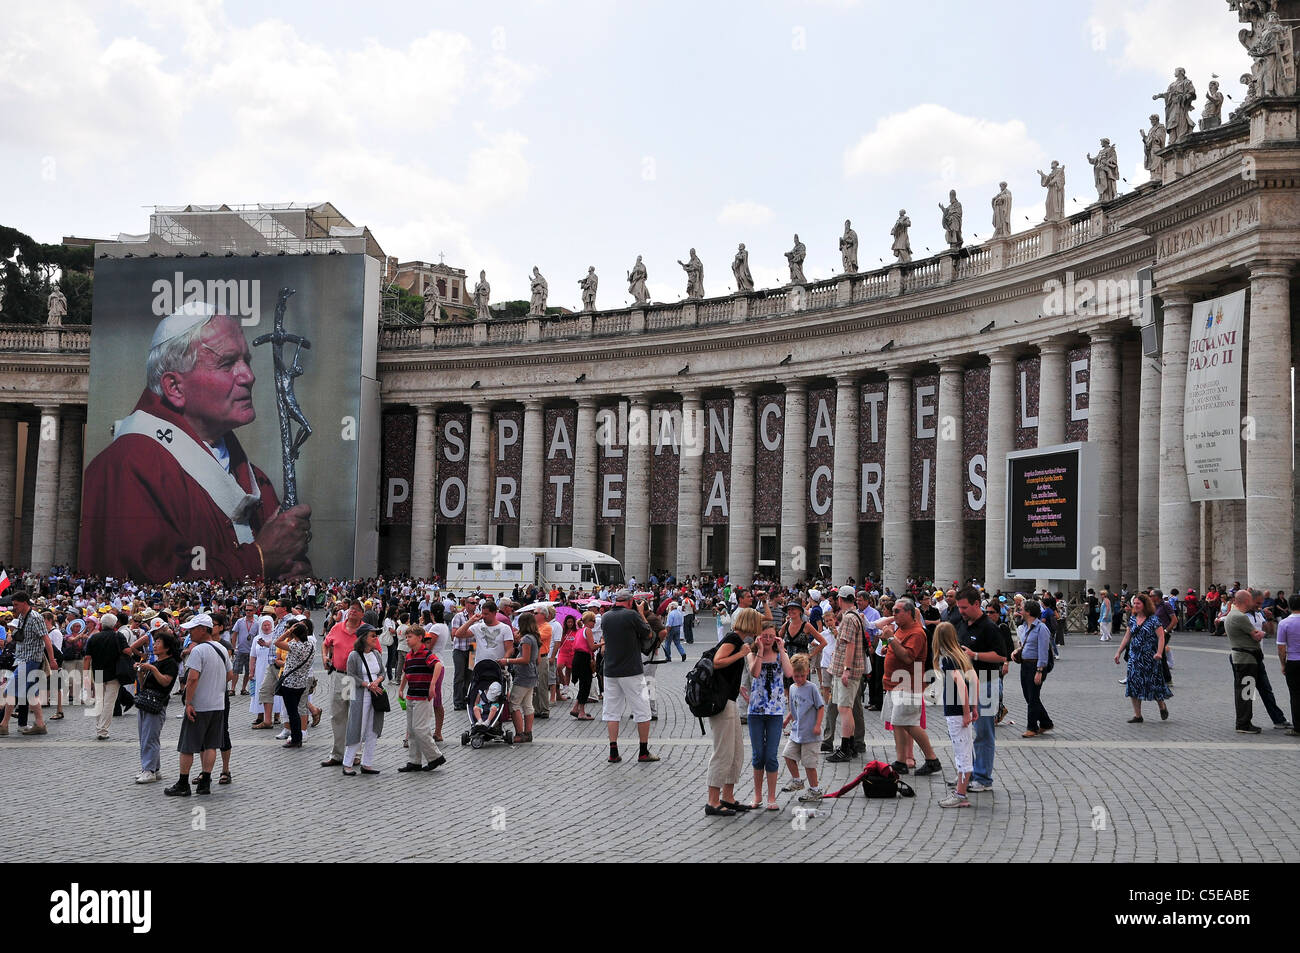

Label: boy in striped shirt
[398,626,446,772]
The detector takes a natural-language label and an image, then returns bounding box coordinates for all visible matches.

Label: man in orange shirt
[320,601,363,767]
[879,597,942,776]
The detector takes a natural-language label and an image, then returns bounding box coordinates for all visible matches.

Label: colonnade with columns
[0,405,85,573]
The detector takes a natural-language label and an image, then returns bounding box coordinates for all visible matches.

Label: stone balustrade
[0,325,91,352]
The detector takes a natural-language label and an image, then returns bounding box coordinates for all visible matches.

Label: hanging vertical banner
[1184,288,1247,501]
[911,375,938,519]
[702,397,732,525]
[858,381,887,521]
[490,409,523,526]
[650,401,680,524]
[1065,345,1090,443]
[596,403,628,525]
[380,411,415,526]
[754,392,784,524]
[805,387,835,521]
[543,407,577,526]
[1015,356,1040,450]
[435,409,469,525]
[962,367,989,520]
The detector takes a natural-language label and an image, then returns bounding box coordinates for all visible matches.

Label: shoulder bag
[360,652,391,713]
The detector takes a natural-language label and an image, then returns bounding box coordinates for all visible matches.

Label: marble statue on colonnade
[1201,80,1224,130]
[1141,114,1168,178]
[529,266,548,316]
[991,183,1013,239]
[839,219,858,273]
[46,287,67,326]
[785,234,807,284]
[732,243,754,292]
[1038,162,1065,222]
[578,267,598,311]
[938,191,963,249]
[1231,72,1258,121]
[423,280,438,321]
[891,210,912,263]
[1233,1,1295,98]
[1153,67,1197,144]
[473,270,491,320]
[1087,138,1120,203]
[678,248,704,299]
[627,255,650,305]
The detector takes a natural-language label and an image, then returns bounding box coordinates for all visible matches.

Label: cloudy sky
[0,0,1252,306]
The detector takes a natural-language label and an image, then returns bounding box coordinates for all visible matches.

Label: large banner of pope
[80,255,380,582]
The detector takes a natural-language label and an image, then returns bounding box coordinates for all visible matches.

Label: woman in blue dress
[1113,592,1170,722]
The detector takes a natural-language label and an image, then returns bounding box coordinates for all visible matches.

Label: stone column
[409,405,436,577]
[675,389,704,577]
[779,381,808,585]
[1246,262,1294,590]
[728,385,756,584]
[934,361,965,588]
[573,398,598,550]
[1120,340,1140,587]
[0,410,17,568]
[1088,331,1122,592]
[30,404,61,572]
[1137,343,1162,585]
[624,393,651,582]
[831,375,860,581]
[1037,339,1068,447]
[883,368,913,593]
[53,407,84,568]
[465,403,491,545]
[984,349,1016,591]
[1157,290,1199,589]
[519,399,545,548]
[19,419,36,566]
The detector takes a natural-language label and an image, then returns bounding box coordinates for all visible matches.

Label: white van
[443,546,624,594]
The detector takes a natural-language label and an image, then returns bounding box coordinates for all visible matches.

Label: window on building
[437,278,447,297]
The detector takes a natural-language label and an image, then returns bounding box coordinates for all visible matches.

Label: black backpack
[684,644,728,731]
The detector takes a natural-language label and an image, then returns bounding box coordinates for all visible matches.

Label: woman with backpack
[1013,601,1055,738]
[704,606,760,817]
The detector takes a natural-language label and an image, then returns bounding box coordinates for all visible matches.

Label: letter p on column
[387,479,410,519]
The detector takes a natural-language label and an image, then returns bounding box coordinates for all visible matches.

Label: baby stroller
[460,658,514,749]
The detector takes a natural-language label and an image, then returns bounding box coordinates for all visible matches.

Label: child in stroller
[461,658,514,748]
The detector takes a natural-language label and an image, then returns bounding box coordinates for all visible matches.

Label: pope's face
[172,315,256,442]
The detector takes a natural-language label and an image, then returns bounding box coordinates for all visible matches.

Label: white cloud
[1088,0,1250,88]
[717,200,774,226]
[843,104,1047,193]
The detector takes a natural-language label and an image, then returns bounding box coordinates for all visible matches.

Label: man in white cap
[165,613,231,797]
[79,302,312,582]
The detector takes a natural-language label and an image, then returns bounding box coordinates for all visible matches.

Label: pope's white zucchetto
[150,300,219,350]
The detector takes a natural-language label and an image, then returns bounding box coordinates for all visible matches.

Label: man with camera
[600,590,659,764]
[164,614,231,797]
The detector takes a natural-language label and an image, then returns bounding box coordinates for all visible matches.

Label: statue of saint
[732,243,754,293]
[891,210,913,263]
[627,256,650,305]
[785,234,807,284]
[839,220,858,273]
[1153,67,1197,144]
[529,267,548,316]
[46,287,67,326]
[1087,138,1120,203]
[677,248,704,299]
[1200,80,1224,130]
[1140,114,1167,178]
[473,270,491,321]
[578,266,598,312]
[1246,12,1291,97]
[938,191,963,249]
[991,182,1013,239]
[422,281,438,322]
[1038,162,1066,223]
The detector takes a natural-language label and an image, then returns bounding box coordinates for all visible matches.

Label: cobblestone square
[4,619,1296,863]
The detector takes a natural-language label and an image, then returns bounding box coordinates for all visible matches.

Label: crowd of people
[1,565,1296,814]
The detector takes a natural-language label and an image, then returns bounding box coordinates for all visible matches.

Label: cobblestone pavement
[4,621,1297,862]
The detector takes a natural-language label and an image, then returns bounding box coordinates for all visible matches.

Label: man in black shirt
[953,586,1007,792]
[600,590,659,764]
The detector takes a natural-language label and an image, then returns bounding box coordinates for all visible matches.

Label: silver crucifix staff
[253,287,312,511]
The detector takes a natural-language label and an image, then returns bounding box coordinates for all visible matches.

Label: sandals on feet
[218,772,232,785]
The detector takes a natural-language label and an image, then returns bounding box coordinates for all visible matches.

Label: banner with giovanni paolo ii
[1183,289,1246,502]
